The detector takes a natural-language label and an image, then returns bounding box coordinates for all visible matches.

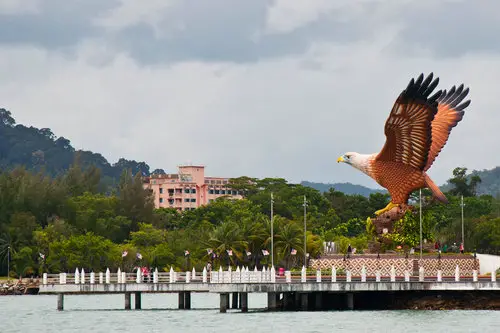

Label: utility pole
[419,189,423,260]
[270,192,274,268]
[303,196,307,268]
[461,195,465,250]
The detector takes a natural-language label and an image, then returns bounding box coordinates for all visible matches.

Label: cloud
[0,0,499,190]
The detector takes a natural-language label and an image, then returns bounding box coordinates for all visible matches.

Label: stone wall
[309,255,479,276]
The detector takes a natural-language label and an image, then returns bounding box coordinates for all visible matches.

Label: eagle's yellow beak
[337,156,344,163]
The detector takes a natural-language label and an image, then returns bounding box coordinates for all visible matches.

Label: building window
[223,180,228,184]
[184,188,190,194]
[191,189,196,194]
[215,190,220,194]
[216,180,222,184]
[190,198,196,202]
[159,188,163,194]
[159,198,163,203]
[232,190,237,195]
[168,199,174,205]
[184,198,190,202]
[209,190,214,194]
[220,190,225,195]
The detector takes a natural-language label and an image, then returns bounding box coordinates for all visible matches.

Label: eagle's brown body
[338,73,471,215]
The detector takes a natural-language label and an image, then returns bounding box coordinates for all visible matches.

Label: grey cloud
[391,1,500,57]
[0,0,118,49]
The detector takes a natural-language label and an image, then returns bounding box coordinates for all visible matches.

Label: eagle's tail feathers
[424,174,448,204]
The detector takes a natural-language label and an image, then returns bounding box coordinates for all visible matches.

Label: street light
[270,192,274,268]
[303,196,307,268]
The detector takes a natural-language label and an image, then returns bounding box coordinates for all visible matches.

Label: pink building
[143,165,243,211]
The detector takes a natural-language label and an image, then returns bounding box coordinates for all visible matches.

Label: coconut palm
[274,221,303,269]
[206,222,247,268]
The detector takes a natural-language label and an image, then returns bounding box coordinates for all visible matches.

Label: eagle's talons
[374,202,399,216]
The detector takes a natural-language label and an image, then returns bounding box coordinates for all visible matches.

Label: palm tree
[274,221,303,269]
[206,222,247,268]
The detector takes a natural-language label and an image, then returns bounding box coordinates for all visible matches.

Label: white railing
[41,265,497,286]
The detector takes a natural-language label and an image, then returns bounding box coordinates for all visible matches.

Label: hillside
[301,181,385,197]
[0,108,155,181]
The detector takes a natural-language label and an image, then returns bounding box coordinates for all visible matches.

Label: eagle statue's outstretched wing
[375,73,443,170]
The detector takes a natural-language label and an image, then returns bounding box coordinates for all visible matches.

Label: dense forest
[1,108,500,277]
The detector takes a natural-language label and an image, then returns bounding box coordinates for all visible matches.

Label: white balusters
[419,267,424,282]
[169,267,175,283]
[376,270,381,282]
[121,271,126,283]
[105,268,110,284]
[390,266,396,282]
[404,270,410,282]
[136,269,142,283]
[75,268,80,284]
[316,269,321,283]
[186,271,191,283]
[285,270,291,283]
[59,273,64,284]
[455,265,460,282]
[202,267,207,283]
[437,270,442,282]
[99,272,103,284]
[473,270,478,282]
[117,268,122,284]
[346,270,351,282]
[227,266,232,283]
[331,266,337,282]
[81,269,85,284]
[492,271,497,282]
[90,272,95,284]
[153,268,159,284]
[192,267,196,280]
[42,273,47,285]
[271,266,276,283]
[301,266,306,283]
[361,266,366,282]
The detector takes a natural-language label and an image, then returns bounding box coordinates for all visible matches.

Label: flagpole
[271,192,274,268]
[303,195,307,268]
[419,189,423,260]
[7,246,10,282]
[461,195,465,250]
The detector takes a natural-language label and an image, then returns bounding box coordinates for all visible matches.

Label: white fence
[41,265,495,286]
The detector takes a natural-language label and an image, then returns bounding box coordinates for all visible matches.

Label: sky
[0,0,498,188]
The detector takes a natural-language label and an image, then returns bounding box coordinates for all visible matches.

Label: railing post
[81,269,85,284]
[202,267,207,283]
[121,271,126,283]
[154,268,159,283]
[59,273,64,284]
[419,267,424,282]
[262,266,266,282]
[105,268,110,284]
[285,271,291,283]
[492,271,497,282]
[42,273,47,285]
[236,266,241,283]
[228,266,232,283]
[75,268,80,284]
[117,268,122,284]
[316,269,321,283]
[376,270,381,282]
[90,272,95,284]
[455,265,460,282]
[219,266,223,283]
[186,271,191,283]
[437,270,442,282]
[63,273,67,284]
[346,270,351,282]
[136,269,141,283]
[361,266,366,282]
[271,266,276,283]
[99,272,103,284]
[404,270,410,282]
[192,267,196,280]
[390,265,396,282]
[170,267,174,283]
[473,270,478,282]
[331,266,337,282]
[301,266,306,283]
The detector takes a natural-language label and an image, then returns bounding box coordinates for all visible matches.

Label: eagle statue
[337,73,470,216]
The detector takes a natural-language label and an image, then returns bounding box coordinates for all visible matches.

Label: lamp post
[303,196,307,268]
[7,246,10,282]
[461,195,465,250]
[270,193,274,268]
[419,189,423,260]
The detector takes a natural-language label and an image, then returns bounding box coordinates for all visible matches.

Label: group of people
[434,241,464,254]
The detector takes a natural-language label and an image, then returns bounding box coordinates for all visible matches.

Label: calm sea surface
[1,293,499,333]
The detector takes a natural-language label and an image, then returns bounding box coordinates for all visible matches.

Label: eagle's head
[337,152,373,175]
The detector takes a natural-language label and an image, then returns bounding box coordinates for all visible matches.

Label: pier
[39,265,500,312]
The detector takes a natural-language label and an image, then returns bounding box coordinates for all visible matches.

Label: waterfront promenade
[39,265,500,312]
